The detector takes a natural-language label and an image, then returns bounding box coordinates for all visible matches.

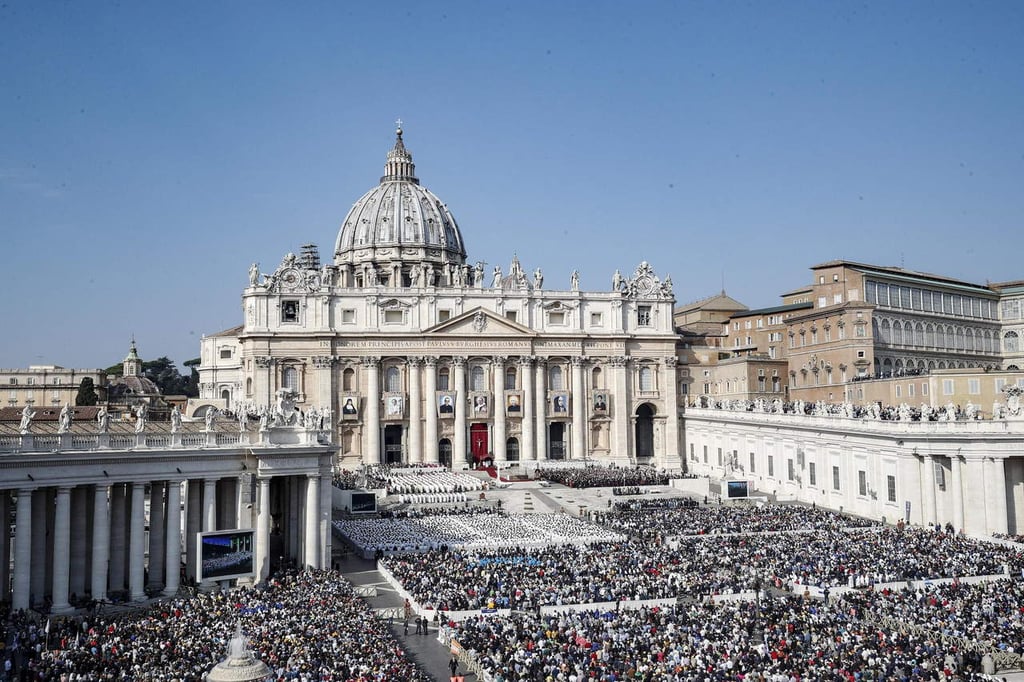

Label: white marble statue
[19,405,36,434]
[204,407,217,431]
[134,403,148,434]
[612,269,624,292]
[964,401,978,420]
[96,406,110,433]
[170,405,183,433]
[248,262,260,286]
[491,265,502,288]
[944,402,958,421]
[57,403,73,433]
[474,261,484,287]
[238,408,248,432]
[570,270,580,291]
[533,268,544,289]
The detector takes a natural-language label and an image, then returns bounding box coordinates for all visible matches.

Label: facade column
[108,483,127,594]
[255,478,271,583]
[69,486,88,599]
[129,482,147,601]
[148,481,166,591]
[534,358,548,461]
[254,356,275,413]
[985,457,1009,536]
[492,357,507,466]
[950,455,966,533]
[1013,459,1024,536]
[163,480,182,596]
[571,357,586,460]
[424,358,439,464]
[235,475,248,528]
[662,357,680,466]
[12,488,33,611]
[313,355,334,419]
[51,486,73,614]
[520,357,535,462]
[408,358,423,464]
[304,474,320,569]
[0,491,10,602]
[453,357,468,469]
[30,488,48,606]
[920,455,937,527]
[200,478,218,587]
[364,357,381,465]
[91,484,109,602]
[611,356,630,460]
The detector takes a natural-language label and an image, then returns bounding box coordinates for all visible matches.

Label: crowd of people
[534,465,682,489]
[445,591,1010,682]
[1,568,433,681]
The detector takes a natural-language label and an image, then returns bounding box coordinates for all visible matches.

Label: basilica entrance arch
[470,423,489,467]
[548,423,566,460]
[383,425,403,464]
[635,404,655,460]
[439,438,452,469]
[505,437,520,462]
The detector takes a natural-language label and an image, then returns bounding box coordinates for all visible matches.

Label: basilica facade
[197,128,684,470]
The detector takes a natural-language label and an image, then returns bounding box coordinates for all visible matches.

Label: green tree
[75,377,99,406]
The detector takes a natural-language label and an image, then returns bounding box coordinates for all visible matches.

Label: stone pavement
[339,552,477,682]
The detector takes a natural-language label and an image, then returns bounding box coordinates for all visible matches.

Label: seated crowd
[1,568,432,682]
[534,465,679,489]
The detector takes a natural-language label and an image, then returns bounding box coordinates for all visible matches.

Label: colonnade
[1,472,328,612]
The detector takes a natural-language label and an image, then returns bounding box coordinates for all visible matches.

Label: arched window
[470,365,485,391]
[549,365,564,390]
[1005,331,1020,353]
[438,367,450,391]
[342,368,355,392]
[892,322,903,345]
[639,365,654,391]
[385,366,401,393]
[220,389,231,409]
[504,366,517,390]
[282,366,298,392]
[591,366,603,390]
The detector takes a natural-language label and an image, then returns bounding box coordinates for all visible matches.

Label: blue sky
[2,1,1022,370]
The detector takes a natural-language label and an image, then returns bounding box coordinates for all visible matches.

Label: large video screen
[351,492,377,514]
[198,529,255,582]
[726,480,749,498]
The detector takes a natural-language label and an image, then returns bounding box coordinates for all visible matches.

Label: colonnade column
[200,478,217,587]
[148,481,166,591]
[108,483,127,594]
[662,357,680,465]
[364,357,381,465]
[453,357,468,469]
[129,482,146,601]
[408,358,423,464]
[534,358,548,461]
[611,356,630,459]
[424,358,439,464]
[184,481,201,582]
[30,489,48,605]
[255,478,271,583]
[163,480,182,596]
[0,491,10,602]
[91,484,109,602]
[985,457,1008,536]
[51,486,73,614]
[570,357,586,460]
[304,474,320,569]
[12,489,33,610]
[520,357,535,461]
[950,455,965,533]
[69,487,88,599]
[492,357,507,466]
[920,455,937,527]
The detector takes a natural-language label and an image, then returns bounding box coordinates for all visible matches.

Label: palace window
[384,309,404,324]
[1005,331,1020,353]
[637,306,651,326]
[505,366,517,390]
[832,466,841,491]
[549,365,564,390]
[858,470,868,497]
[808,462,816,487]
[887,475,897,503]
[342,368,355,392]
[282,366,299,392]
[548,311,565,326]
[438,367,450,391]
[638,366,654,391]
[341,309,356,324]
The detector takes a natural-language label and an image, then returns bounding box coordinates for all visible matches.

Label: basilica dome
[333,127,467,282]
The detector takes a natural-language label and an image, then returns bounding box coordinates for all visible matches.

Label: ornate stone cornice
[311,355,333,368]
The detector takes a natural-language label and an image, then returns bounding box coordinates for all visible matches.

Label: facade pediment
[424,307,536,337]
